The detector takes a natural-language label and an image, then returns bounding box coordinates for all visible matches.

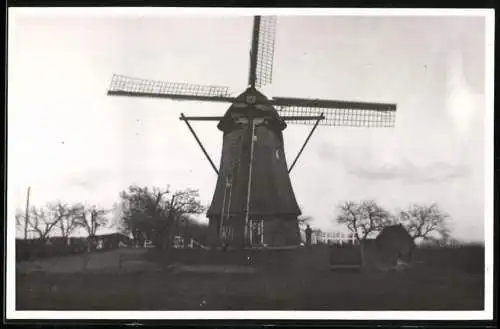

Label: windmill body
[107,16,397,250]
[207,88,301,248]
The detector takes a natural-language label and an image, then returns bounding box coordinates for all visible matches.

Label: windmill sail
[255,16,277,88]
[108,74,236,103]
[248,16,277,89]
[272,96,397,127]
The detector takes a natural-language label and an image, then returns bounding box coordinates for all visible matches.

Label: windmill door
[249,218,264,246]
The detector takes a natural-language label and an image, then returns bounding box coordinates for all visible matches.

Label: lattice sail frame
[272,97,397,127]
[255,16,277,89]
[109,74,233,98]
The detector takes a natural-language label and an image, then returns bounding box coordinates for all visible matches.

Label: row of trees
[334,200,451,243]
[16,202,109,246]
[16,187,451,251]
[15,185,209,250]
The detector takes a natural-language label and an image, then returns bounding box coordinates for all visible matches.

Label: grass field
[15,246,484,311]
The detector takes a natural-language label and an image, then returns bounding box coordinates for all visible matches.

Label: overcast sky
[8,10,489,241]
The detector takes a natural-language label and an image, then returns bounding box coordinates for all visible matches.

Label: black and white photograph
[6,8,494,320]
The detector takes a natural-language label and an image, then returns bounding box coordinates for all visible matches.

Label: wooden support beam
[288,113,324,173]
[180,113,219,175]
[179,116,224,121]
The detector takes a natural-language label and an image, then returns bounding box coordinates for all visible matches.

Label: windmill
[107,16,397,249]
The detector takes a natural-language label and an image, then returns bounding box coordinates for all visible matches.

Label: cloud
[65,168,112,190]
[315,136,472,185]
[316,139,369,164]
[347,160,469,184]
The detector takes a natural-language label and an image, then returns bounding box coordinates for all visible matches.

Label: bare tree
[74,205,109,251]
[335,200,391,267]
[164,188,205,238]
[336,200,391,242]
[397,203,450,242]
[120,185,170,246]
[119,185,205,248]
[26,206,61,241]
[47,202,82,242]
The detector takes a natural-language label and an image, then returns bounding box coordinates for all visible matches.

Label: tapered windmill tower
[107,16,397,249]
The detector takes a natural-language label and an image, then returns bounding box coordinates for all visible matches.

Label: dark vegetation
[413,243,485,274]
[16,233,131,261]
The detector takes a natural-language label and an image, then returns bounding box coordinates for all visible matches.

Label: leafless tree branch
[397,203,450,241]
[336,200,390,242]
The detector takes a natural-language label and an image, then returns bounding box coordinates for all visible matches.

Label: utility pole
[24,186,31,240]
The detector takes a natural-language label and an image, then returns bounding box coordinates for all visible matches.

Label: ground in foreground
[16,266,483,310]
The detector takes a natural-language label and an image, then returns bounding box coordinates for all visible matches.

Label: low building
[94,233,132,250]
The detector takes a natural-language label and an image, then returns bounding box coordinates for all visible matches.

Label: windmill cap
[217,87,286,131]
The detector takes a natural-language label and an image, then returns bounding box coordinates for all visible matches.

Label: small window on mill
[275,148,280,160]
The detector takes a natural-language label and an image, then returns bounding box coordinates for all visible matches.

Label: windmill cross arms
[271,96,397,127]
[179,114,325,121]
[107,74,237,104]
